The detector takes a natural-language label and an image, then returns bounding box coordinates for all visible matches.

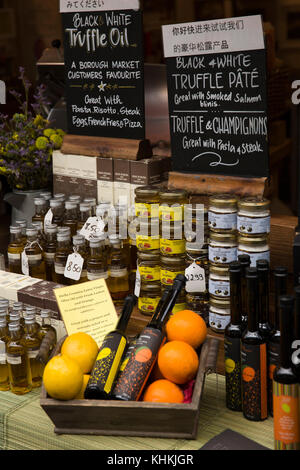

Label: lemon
[61,332,99,374]
[43,354,83,401]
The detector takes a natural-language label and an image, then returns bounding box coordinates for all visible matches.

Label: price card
[64,252,84,281]
[134,267,141,297]
[80,217,105,241]
[44,209,53,230]
[185,262,206,293]
[21,251,29,276]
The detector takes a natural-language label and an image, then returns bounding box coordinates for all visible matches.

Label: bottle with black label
[273,296,300,450]
[241,267,268,421]
[257,259,272,341]
[224,261,243,412]
[112,275,186,401]
[238,254,251,331]
[268,267,288,416]
[292,286,300,381]
[84,295,136,400]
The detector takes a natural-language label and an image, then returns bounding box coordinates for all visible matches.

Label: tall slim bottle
[22,317,43,388]
[7,226,23,274]
[44,224,58,282]
[224,262,243,411]
[273,296,300,450]
[269,267,288,416]
[238,254,251,330]
[241,267,268,421]
[257,259,272,340]
[6,322,32,395]
[292,286,300,380]
[112,275,186,401]
[85,295,136,399]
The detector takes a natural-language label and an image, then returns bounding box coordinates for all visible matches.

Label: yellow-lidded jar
[209,265,230,298]
[159,190,188,223]
[160,255,186,287]
[208,194,238,232]
[135,186,160,219]
[138,283,161,317]
[160,224,186,257]
[138,252,161,283]
[136,220,160,253]
[209,232,238,265]
[238,235,270,267]
[237,197,270,236]
[209,296,231,333]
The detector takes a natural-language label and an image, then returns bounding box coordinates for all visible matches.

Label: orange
[43,354,83,400]
[61,332,99,374]
[166,310,207,349]
[158,340,199,385]
[75,374,90,399]
[143,379,184,403]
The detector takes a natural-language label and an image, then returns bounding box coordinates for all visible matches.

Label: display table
[0,375,273,450]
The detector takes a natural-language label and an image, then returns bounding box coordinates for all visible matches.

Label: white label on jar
[27,349,39,359]
[185,262,206,293]
[237,249,270,267]
[44,209,53,230]
[27,254,42,262]
[44,252,55,261]
[87,271,108,281]
[0,340,6,364]
[109,268,128,278]
[209,278,230,297]
[8,253,21,260]
[6,354,22,365]
[237,215,270,234]
[55,263,65,275]
[64,253,84,281]
[209,246,237,264]
[21,251,29,276]
[208,211,237,230]
[209,311,231,331]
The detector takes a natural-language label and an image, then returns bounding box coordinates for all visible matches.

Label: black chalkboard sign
[162,15,269,178]
[60,0,145,140]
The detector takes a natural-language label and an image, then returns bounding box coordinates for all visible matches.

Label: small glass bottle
[12,302,25,326]
[159,189,188,224]
[71,235,88,284]
[84,198,97,217]
[15,219,27,246]
[31,220,47,251]
[107,235,130,304]
[22,317,43,388]
[69,195,81,217]
[24,228,46,280]
[0,300,10,323]
[87,235,108,281]
[32,197,47,224]
[63,201,79,237]
[0,318,10,391]
[6,322,32,395]
[40,191,52,209]
[77,202,92,231]
[49,199,64,226]
[23,309,40,334]
[44,224,58,282]
[37,310,57,346]
[237,197,270,236]
[54,231,72,285]
[8,225,23,274]
[208,194,238,233]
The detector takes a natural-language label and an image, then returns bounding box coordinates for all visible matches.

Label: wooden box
[40,336,219,439]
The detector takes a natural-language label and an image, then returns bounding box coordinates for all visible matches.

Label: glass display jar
[237,197,270,236]
[238,235,270,267]
[160,255,186,288]
[209,296,231,333]
[209,232,238,265]
[209,265,230,298]
[138,252,161,283]
[208,194,238,232]
[138,282,161,317]
[135,186,160,219]
[159,189,188,223]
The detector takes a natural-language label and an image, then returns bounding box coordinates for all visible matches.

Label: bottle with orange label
[112,275,186,401]
[268,267,288,416]
[273,296,300,450]
[241,267,268,421]
[84,295,136,400]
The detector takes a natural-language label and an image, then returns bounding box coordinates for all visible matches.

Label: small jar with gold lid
[238,235,270,267]
[209,232,238,265]
[159,189,188,223]
[209,296,231,333]
[135,186,160,219]
[137,251,161,283]
[138,283,161,317]
[208,194,238,232]
[237,197,270,236]
[209,265,230,298]
[160,255,186,287]
[185,204,209,246]
[136,220,160,253]
[160,224,186,257]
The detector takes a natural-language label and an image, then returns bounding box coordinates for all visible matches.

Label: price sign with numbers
[64,253,84,281]
[185,262,206,293]
[80,217,106,241]
[21,251,29,276]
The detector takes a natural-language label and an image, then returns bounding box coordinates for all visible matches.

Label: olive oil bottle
[24,228,46,280]
[87,235,108,281]
[8,226,23,274]
[32,197,47,224]
[49,199,64,226]
[54,231,72,285]
[70,235,88,284]
[22,317,43,388]
[0,318,10,391]
[107,235,130,304]
[37,309,57,345]
[77,202,92,231]
[6,322,32,395]
[44,224,58,282]
[15,219,27,246]
[63,201,79,237]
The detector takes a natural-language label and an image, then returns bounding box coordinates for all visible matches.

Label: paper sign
[54,279,118,346]
[44,209,53,230]
[21,251,29,276]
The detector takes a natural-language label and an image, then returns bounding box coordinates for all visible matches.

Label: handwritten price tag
[21,251,29,276]
[80,217,105,241]
[185,262,206,293]
[64,253,84,281]
[44,209,53,230]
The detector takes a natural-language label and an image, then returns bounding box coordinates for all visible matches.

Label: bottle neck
[274,275,287,330]
[280,305,293,369]
[258,270,269,324]
[247,276,259,332]
[295,292,300,341]
[10,233,22,245]
[230,271,242,325]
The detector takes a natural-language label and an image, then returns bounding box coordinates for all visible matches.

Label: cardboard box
[114,159,131,206]
[97,157,114,204]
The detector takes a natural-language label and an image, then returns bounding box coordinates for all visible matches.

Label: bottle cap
[274,266,288,277]
[10,225,22,234]
[50,199,63,208]
[65,201,77,210]
[229,261,241,273]
[8,322,20,332]
[279,295,294,307]
[34,198,46,206]
[246,267,258,278]
[80,203,91,211]
[44,224,58,234]
[73,235,85,245]
[40,309,51,318]
[26,228,38,237]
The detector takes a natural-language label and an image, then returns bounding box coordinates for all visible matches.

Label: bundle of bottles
[0,299,57,394]
[224,260,300,450]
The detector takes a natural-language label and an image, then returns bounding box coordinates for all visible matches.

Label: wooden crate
[40,336,219,439]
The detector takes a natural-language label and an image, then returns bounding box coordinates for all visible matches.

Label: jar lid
[138,252,161,262]
[135,186,160,198]
[65,201,77,210]
[238,197,270,212]
[185,204,208,216]
[238,235,268,245]
[140,282,162,294]
[159,189,188,201]
[10,225,22,234]
[34,198,46,205]
[209,194,238,208]
[44,224,58,234]
[186,241,208,254]
[160,255,186,266]
[209,296,231,308]
[209,265,230,276]
[209,232,237,243]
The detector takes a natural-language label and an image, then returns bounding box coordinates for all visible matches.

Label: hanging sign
[162,15,269,178]
[60,0,145,139]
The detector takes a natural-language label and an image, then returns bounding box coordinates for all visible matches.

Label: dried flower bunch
[0,67,65,191]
